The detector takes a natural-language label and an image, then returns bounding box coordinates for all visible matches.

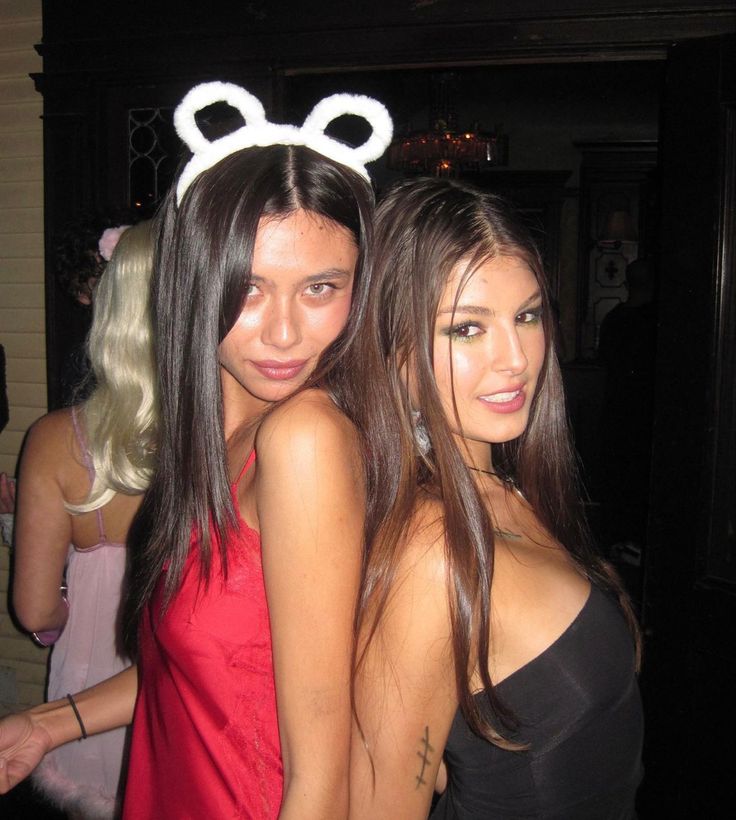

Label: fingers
[0,755,32,793]
[0,473,16,513]
[0,755,12,793]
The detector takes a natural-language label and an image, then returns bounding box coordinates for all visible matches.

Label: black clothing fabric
[431,586,643,819]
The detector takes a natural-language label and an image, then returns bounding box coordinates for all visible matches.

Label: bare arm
[13,412,75,633]
[256,391,364,820]
[350,514,458,820]
[0,664,138,794]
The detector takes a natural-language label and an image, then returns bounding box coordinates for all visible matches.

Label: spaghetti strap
[70,405,107,542]
[71,406,95,482]
[234,449,256,486]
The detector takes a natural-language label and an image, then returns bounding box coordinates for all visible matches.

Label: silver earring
[411,410,431,456]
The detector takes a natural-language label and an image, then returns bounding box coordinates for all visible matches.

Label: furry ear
[173,81,393,204]
[300,93,394,168]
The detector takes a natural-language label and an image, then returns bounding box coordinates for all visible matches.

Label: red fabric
[123,453,283,819]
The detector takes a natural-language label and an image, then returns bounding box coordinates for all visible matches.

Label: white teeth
[482,390,520,403]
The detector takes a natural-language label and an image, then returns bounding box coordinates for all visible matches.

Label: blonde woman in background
[10,221,155,819]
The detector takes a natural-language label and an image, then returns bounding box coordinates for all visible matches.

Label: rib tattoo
[415,725,434,789]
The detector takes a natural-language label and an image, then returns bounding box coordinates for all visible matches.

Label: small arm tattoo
[415,725,434,789]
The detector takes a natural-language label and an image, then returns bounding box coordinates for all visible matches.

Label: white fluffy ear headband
[173,81,393,204]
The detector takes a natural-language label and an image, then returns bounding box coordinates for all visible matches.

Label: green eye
[517,307,543,324]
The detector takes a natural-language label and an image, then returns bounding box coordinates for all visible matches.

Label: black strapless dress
[431,585,643,819]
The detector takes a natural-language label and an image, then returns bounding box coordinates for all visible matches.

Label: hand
[0,473,15,514]
[0,711,54,794]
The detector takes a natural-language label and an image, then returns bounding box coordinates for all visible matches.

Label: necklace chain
[467,466,516,487]
[466,466,523,540]
[467,466,501,478]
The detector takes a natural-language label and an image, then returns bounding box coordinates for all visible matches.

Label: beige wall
[0,0,48,715]
[0,0,45,478]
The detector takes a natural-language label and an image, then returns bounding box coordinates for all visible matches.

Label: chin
[471,416,530,445]
[257,383,304,403]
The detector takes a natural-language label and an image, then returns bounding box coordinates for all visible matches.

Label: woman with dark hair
[350,177,643,819]
[0,82,391,819]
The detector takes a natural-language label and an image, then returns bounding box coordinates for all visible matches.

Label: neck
[220,366,270,440]
[465,465,523,539]
[466,464,519,493]
[467,465,499,478]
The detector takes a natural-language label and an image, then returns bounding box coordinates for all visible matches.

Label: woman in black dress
[350,177,643,819]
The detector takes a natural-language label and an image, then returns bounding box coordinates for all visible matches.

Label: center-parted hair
[351,177,639,745]
[124,145,375,652]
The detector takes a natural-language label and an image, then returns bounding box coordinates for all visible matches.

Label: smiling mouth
[478,388,526,413]
[482,390,522,404]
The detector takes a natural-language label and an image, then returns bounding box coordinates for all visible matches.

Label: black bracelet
[66,693,88,740]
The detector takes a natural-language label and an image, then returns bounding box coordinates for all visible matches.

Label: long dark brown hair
[352,177,640,745]
[124,145,375,653]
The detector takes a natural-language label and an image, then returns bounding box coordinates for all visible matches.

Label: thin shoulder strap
[71,405,95,481]
[70,405,107,540]
[234,449,256,486]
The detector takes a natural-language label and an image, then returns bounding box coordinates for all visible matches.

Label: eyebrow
[249,268,353,285]
[438,289,542,317]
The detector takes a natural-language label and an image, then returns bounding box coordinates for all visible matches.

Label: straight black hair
[124,145,375,653]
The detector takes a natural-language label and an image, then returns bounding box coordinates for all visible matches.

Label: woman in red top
[0,82,391,819]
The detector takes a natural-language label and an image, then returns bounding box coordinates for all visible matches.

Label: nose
[491,324,528,375]
[261,296,301,349]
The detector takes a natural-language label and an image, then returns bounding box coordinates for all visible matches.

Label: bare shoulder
[16,408,85,511]
[255,388,359,462]
[25,407,73,443]
[21,408,77,468]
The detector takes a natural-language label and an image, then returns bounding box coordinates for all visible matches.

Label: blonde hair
[67,220,157,513]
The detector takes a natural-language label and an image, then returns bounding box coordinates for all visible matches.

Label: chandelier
[388,73,508,177]
[389,122,507,176]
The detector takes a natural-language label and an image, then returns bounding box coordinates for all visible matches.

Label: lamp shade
[601,210,637,242]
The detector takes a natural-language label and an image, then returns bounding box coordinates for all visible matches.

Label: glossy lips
[251,359,308,381]
[479,387,526,414]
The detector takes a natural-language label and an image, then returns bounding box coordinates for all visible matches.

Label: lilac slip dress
[33,407,131,819]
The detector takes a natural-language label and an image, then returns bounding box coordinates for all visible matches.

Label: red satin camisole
[123,452,283,818]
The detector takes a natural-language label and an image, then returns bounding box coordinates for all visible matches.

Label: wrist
[28,695,83,748]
